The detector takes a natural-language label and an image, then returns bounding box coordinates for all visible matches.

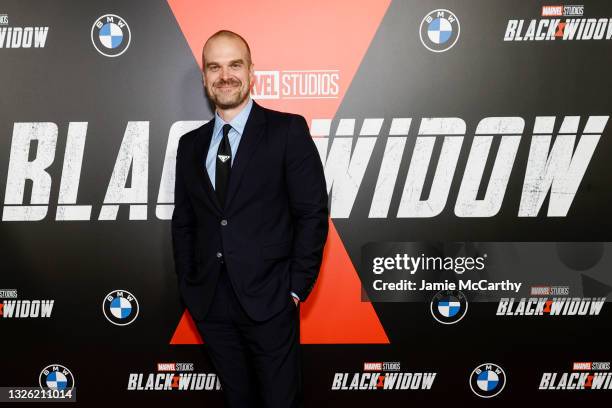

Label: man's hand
[292,295,299,307]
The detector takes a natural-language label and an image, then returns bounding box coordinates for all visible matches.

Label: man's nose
[220,66,231,80]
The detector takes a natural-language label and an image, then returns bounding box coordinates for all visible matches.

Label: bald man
[171,30,329,407]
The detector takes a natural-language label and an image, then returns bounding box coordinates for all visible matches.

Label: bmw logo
[102,289,139,326]
[469,363,506,398]
[39,364,75,391]
[419,9,460,53]
[430,289,468,324]
[91,14,131,57]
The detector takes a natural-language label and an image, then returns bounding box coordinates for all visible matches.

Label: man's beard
[208,78,248,109]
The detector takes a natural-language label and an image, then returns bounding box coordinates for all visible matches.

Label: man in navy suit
[171,30,329,407]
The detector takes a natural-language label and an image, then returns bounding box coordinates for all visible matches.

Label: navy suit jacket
[171,101,329,321]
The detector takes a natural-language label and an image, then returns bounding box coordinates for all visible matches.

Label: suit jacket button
[216,252,223,258]
[220,219,228,226]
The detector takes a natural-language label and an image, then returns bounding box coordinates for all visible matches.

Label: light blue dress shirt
[206,97,253,189]
[206,97,300,303]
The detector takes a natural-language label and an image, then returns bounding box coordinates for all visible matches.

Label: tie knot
[222,124,232,138]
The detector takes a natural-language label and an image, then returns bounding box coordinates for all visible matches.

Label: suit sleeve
[171,138,197,280]
[285,115,329,302]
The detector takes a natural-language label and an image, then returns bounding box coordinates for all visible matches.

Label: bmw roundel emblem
[39,364,75,391]
[469,363,507,398]
[91,14,131,57]
[419,9,460,53]
[430,289,468,324]
[102,289,139,326]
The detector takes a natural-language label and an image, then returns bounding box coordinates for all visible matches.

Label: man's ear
[249,63,255,88]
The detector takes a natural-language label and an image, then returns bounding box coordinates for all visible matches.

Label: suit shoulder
[178,121,212,148]
[260,105,305,126]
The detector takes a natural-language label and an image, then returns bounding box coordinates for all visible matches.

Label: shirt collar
[213,97,253,138]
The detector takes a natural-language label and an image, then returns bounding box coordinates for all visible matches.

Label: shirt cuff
[290,291,300,301]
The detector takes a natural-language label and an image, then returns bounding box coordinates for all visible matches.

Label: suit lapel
[193,122,222,214]
[224,101,266,210]
[191,101,267,215]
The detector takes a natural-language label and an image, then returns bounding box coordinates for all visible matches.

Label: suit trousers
[195,263,303,408]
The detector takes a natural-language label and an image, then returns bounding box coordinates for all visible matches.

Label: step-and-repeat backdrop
[1,0,611,405]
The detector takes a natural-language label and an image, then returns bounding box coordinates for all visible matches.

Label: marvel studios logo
[0,289,18,298]
[573,362,611,371]
[157,362,194,372]
[541,5,584,17]
[251,70,340,100]
[363,362,401,372]
[530,285,569,296]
